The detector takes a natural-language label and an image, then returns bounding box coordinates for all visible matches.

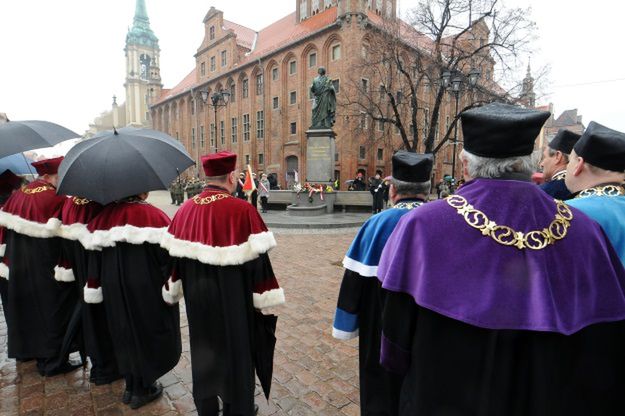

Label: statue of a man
[310,67,336,129]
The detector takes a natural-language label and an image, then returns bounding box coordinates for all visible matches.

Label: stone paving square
[0,194,363,415]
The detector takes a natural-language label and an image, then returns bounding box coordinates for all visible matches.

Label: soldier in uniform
[333,151,433,415]
[566,121,625,265]
[539,128,581,199]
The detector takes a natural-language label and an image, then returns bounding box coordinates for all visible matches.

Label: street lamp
[442,67,481,186]
[200,89,230,153]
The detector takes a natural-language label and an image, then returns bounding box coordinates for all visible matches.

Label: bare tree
[340,0,543,156]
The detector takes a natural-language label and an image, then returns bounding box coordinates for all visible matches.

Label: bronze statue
[310,67,336,129]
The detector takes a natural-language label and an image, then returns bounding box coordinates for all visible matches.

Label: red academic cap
[201,151,237,177]
[31,156,64,175]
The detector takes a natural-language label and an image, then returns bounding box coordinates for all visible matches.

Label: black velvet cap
[574,121,625,172]
[392,151,433,183]
[548,129,581,155]
[461,102,551,158]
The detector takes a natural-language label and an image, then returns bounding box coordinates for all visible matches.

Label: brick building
[151,0,495,187]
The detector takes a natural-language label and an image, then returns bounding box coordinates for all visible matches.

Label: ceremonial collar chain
[193,191,232,205]
[22,184,54,195]
[576,185,625,199]
[394,200,424,210]
[551,171,567,181]
[446,195,573,250]
[72,197,91,205]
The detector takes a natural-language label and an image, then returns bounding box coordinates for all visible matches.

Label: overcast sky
[1,0,623,135]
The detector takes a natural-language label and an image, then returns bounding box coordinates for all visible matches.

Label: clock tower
[124,0,162,127]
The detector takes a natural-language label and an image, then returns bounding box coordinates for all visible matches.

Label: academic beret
[392,151,433,183]
[574,121,625,172]
[548,129,581,155]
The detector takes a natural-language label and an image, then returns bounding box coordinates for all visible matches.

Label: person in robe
[55,195,121,385]
[82,193,180,409]
[377,102,625,415]
[333,151,433,415]
[539,128,581,199]
[0,157,82,375]
[565,121,625,265]
[0,169,25,325]
[161,151,285,416]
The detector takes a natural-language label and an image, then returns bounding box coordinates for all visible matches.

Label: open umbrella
[57,127,194,204]
[0,120,80,159]
[0,153,35,175]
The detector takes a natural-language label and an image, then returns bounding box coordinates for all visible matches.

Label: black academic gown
[5,231,78,363]
[94,242,180,388]
[383,293,625,415]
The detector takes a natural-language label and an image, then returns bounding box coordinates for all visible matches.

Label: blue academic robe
[568,195,625,265]
[333,198,423,415]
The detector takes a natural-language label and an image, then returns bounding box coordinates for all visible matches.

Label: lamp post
[441,67,480,185]
[200,89,230,154]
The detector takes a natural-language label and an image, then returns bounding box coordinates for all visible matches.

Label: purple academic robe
[378,178,625,415]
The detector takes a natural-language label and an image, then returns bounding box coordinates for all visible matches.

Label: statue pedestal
[305,128,336,185]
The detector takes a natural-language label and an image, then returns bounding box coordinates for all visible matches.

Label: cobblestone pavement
[0,193,362,415]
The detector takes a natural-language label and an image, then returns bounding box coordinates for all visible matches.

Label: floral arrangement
[294,182,333,203]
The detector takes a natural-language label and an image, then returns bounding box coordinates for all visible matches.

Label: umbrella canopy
[0,120,80,159]
[57,127,194,204]
[0,153,35,175]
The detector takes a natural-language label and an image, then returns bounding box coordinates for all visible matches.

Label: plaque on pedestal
[305,128,336,184]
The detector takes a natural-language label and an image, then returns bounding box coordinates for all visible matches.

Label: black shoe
[129,382,163,409]
[122,390,132,405]
[42,360,83,377]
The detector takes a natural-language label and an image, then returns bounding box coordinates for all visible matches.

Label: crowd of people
[0,101,624,415]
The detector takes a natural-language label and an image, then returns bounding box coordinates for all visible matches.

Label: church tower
[520,61,536,108]
[297,0,397,22]
[124,0,162,127]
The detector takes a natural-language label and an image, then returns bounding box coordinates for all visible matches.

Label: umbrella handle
[21,153,35,178]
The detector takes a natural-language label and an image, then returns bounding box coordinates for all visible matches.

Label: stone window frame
[209,26,215,40]
[289,91,297,105]
[308,52,317,68]
[272,67,279,81]
[231,117,238,143]
[256,74,264,96]
[191,127,196,149]
[256,110,265,139]
[289,60,297,76]
[229,83,236,102]
[245,154,250,165]
[243,114,251,141]
[200,125,205,148]
[221,50,227,67]
[220,120,225,145]
[377,148,384,161]
[200,62,206,77]
[290,122,297,135]
[331,44,341,61]
[272,97,279,110]
[210,56,216,72]
[242,79,249,98]
[258,153,264,165]
[359,145,366,160]
[210,123,215,147]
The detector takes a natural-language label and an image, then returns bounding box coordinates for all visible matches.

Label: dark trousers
[251,191,258,209]
[260,196,268,212]
[195,396,233,416]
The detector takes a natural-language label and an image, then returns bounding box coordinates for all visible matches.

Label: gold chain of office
[72,197,91,205]
[577,185,625,199]
[22,185,54,195]
[192,192,232,205]
[446,195,573,250]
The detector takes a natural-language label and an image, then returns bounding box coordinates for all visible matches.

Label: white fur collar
[81,225,169,251]
[58,223,90,242]
[0,211,61,239]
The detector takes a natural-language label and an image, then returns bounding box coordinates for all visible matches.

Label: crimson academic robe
[161,186,285,416]
[81,200,181,389]
[56,196,120,383]
[0,179,78,370]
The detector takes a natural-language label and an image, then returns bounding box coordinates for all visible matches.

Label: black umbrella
[0,120,80,159]
[253,311,278,400]
[57,127,194,204]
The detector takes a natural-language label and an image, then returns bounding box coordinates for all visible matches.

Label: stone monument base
[286,190,336,216]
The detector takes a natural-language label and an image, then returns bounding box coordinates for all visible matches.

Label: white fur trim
[58,222,90,242]
[54,265,75,282]
[342,256,378,277]
[0,262,9,280]
[332,327,359,340]
[0,244,5,257]
[83,285,103,304]
[161,231,277,266]
[0,211,61,239]
[81,226,168,250]
[162,278,183,304]
[253,287,285,310]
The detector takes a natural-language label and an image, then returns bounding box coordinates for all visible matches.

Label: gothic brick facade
[150,0,487,187]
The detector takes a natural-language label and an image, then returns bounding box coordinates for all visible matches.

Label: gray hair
[547,147,570,163]
[462,150,535,179]
[390,178,431,196]
[205,174,229,182]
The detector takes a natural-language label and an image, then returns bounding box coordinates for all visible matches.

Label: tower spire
[134,0,149,26]
[126,0,158,48]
